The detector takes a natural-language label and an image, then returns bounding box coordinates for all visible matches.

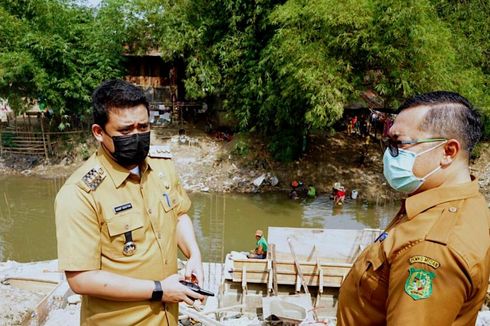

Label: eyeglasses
[384,138,447,157]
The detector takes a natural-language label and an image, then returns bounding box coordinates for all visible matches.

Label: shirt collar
[405,176,480,219]
[97,146,152,188]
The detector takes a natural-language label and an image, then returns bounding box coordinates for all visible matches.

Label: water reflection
[188,193,398,262]
[0,176,398,263]
[0,175,65,262]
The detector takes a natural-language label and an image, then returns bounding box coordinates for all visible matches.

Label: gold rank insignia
[148,145,172,159]
[82,166,106,191]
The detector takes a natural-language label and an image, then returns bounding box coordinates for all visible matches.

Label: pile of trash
[169,135,281,193]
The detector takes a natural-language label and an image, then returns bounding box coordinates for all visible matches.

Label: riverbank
[1,126,490,203]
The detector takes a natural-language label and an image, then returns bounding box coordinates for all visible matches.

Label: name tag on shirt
[113,203,133,214]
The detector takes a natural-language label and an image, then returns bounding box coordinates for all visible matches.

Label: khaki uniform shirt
[338,178,490,325]
[55,146,191,325]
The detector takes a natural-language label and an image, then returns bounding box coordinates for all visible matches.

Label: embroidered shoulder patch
[404,267,436,300]
[409,255,440,269]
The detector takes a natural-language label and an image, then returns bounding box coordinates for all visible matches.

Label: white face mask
[383,141,447,194]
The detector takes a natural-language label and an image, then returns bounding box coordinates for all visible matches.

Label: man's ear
[441,139,460,167]
[92,124,104,142]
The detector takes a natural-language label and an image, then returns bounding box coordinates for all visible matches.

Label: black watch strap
[150,280,163,301]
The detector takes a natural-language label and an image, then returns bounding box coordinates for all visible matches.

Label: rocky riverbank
[1,127,490,204]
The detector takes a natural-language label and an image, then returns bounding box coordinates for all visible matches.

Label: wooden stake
[287,237,309,295]
[271,244,278,296]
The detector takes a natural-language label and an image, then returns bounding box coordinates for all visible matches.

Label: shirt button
[125,224,129,230]
[448,207,457,213]
[157,232,161,239]
[148,209,152,214]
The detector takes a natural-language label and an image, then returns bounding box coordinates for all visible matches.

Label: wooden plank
[2,145,45,149]
[232,267,348,281]
[233,259,350,275]
[2,277,58,293]
[267,252,272,295]
[6,146,46,151]
[288,237,309,294]
[39,113,48,160]
[231,257,350,287]
[7,140,46,144]
[271,244,278,295]
[1,148,46,153]
[1,150,46,155]
[232,270,345,287]
[32,282,64,325]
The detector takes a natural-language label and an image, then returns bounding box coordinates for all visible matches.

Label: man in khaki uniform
[55,79,204,325]
[338,91,490,325]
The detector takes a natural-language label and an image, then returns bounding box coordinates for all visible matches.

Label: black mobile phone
[179,280,215,296]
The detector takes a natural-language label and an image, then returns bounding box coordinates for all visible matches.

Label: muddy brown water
[0,175,398,263]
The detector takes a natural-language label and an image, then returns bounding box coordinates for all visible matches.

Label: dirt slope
[0,125,489,204]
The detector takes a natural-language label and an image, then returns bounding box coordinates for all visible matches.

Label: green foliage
[1,131,15,148]
[0,0,124,126]
[2,0,489,160]
[80,143,91,160]
[232,140,249,157]
[144,0,489,161]
[470,142,483,161]
[267,129,303,162]
[479,110,490,140]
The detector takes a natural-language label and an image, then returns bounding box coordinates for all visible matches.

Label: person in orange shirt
[337,91,490,325]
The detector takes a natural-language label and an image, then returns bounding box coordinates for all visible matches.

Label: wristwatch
[150,280,163,301]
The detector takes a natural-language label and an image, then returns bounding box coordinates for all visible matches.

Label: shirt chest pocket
[160,190,179,213]
[105,213,145,256]
[156,191,180,242]
[357,241,390,307]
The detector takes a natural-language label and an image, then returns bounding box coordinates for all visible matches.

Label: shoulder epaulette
[79,166,106,192]
[148,145,172,159]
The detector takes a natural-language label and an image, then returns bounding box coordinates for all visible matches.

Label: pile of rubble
[169,135,280,193]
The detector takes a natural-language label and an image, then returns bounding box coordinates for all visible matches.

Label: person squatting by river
[247,229,269,259]
[55,79,204,325]
[337,91,490,325]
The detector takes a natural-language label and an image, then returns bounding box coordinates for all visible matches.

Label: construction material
[271,244,278,295]
[179,305,225,326]
[288,237,310,295]
[230,258,351,287]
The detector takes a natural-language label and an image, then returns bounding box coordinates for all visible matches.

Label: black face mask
[109,131,150,167]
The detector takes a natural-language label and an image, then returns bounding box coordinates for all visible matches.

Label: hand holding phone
[179,280,214,296]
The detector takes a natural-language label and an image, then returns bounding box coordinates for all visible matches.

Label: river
[0,175,399,263]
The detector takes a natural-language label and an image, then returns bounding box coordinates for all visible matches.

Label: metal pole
[40,113,48,160]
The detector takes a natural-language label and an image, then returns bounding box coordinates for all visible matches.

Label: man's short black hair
[92,79,149,128]
[398,91,482,152]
